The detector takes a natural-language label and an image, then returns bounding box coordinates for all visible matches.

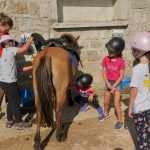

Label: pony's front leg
[34,102,43,150]
[56,92,67,142]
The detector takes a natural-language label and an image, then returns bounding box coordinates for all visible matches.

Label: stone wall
[1,0,150,90]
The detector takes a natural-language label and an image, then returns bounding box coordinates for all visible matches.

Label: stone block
[87,51,99,61]
[133,13,148,25]
[99,30,112,39]
[79,40,90,48]
[39,3,51,18]
[131,0,150,9]
[90,40,102,48]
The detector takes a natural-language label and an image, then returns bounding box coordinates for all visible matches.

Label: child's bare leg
[104,91,111,115]
[114,91,122,123]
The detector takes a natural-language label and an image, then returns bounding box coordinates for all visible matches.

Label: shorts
[105,80,122,92]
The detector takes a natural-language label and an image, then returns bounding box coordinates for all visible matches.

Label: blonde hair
[0,12,13,27]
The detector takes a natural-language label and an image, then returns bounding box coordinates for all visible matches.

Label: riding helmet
[129,32,150,59]
[76,73,93,89]
[105,37,125,53]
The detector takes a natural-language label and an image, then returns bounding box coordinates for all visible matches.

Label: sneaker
[6,120,14,128]
[115,122,124,130]
[103,113,110,120]
[98,115,104,121]
[14,121,32,130]
[79,104,90,113]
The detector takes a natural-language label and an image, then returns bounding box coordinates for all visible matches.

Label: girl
[129,32,150,149]
[101,37,125,129]
[0,34,33,130]
[69,73,103,121]
[0,12,13,112]
[0,12,12,37]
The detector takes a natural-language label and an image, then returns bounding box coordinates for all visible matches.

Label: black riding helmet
[105,37,125,53]
[76,73,93,89]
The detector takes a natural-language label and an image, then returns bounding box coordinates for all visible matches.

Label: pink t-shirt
[101,56,125,81]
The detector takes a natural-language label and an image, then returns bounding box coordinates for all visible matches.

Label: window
[50,0,128,29]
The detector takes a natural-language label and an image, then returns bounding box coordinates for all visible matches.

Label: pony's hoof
[56,132,67,142]
[61,134,67,142]
[34,136,41,150]
[34,143,42,150]
[56,128,66,142]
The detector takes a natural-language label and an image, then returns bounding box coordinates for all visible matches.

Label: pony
[32,33,81,150]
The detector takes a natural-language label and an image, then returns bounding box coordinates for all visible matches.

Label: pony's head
[31,33,46,52]
[60,33,80,52]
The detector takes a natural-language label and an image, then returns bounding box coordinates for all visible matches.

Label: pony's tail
[35,55,55,127]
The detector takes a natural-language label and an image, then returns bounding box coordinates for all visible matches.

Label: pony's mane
[60,33,79,50]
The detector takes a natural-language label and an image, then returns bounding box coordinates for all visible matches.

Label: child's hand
[88,94,94,102]
[128,108,133,118]
[26,36,33,43]
[110,85,115,93]
[106,83,112,90]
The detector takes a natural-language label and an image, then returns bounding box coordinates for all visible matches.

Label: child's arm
[113,70,124,87]
[102,67,112,89]
[110,70,124,93]
[17,36,33,54]
[23,66,33,71]
[88,91,96,102]
[128,87,138,118]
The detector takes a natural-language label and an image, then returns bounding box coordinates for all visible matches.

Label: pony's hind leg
[34,102,43,150]
[55,91,67,142]
[33,76,43,150]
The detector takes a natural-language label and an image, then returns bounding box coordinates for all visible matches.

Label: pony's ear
[76,35,80,41]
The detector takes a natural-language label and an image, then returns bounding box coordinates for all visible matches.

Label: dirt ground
[0,93,138,150]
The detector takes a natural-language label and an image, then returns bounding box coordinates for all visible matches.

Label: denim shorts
[105,80,122,92]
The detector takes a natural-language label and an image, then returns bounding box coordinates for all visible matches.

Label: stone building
[1,0,150,90]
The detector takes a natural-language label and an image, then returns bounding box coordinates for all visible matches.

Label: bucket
[19,89,34,106]
[121,76,131,87]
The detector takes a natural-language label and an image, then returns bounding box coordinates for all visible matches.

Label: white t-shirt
[0,47,18,83]
[130,63,150,113]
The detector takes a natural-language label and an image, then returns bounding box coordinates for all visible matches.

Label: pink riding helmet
[0,35,19,47]
[129,32,150,59]
[0,35,12,42]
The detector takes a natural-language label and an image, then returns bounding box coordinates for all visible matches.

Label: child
[0,34,33,130]
[101,37,125,129]
[128,32,150,149]
[70,73,103,121]
[0,12,13,111]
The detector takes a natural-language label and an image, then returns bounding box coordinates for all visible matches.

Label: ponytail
[133,59,140,67]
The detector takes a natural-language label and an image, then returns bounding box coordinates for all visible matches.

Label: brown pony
[32,34,80,150]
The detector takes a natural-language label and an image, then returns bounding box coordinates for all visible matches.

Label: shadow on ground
[122,98,138,150]
[106,94,138,150]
